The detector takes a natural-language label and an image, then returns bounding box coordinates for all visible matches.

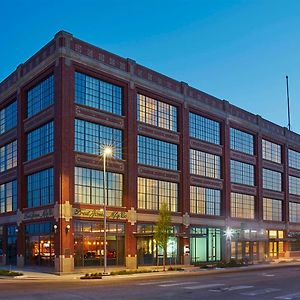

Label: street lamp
[102,145,113,275]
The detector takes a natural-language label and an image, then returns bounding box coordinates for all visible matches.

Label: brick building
[1,31,300,273]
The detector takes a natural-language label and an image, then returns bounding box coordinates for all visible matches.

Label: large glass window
[27,168,54,208]
[75,167,123,206]
[262,139,281,163]
[263,168,282,191]
[230,160,254,186]
[74,221,125,267]
[27,75,54,118]
[137,94,177,131]
[231,192,255,219]
[289,149,300,170]
[263,198,282,221]
[138,177,178,212]
[0,101,17,135]
[0,140,17,172]
[190,186,221,216]
[190,227,221,263]
[289,176,300,196]
[25,221,54,266]
[137,135,178,170]
[230,128,254,155]
[75,119,122,159]
[0,180,17,213]
[75,72,122,115]
[189,112,220,145]
[7,225,17,265]
[190,149,221,179]
[289,202,300,223]
[27,121,54,161]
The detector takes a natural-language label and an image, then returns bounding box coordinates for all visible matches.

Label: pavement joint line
[275,292,300,299]
[241,288,281,296]
[159,281,198,287]
[184,283,225,290]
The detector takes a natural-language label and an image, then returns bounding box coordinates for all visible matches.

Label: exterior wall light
[224,227,234,240]
[65,224,70,234]
[53,224,58,234]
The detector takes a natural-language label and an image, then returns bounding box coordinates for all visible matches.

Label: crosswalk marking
[184,283,225,290]
[138,280,176,286]
[159,281,198,287]
[275,292,300,299]
[241,288,280,296]
[209,285,254,292]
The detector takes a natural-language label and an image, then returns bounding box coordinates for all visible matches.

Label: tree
[154,203,172,271]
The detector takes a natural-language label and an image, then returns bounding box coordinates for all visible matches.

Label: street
[1,266,300,300]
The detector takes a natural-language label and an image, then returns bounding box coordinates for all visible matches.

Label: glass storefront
[25,222,54,266]
[136,224,179,266]
[190,227,221,263]
[7,225,17,265]
[74,220,125,267]
[267,230,284,259]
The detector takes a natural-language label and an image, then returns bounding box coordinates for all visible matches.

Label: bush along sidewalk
[80,273,102,280]
[197,259,252,269]
[0,269,23,277]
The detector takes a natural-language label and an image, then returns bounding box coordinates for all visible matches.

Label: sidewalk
[2,260,300,281]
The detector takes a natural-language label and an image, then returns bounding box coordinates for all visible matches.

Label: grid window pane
[137,94,177,131]
[289,175,300,195]
[190,149,221,179]
[263,198,282,221]
[263,168,282,191]
[262,139,281,163]
[75,119,122,159]
[230,192,254,219]
[75,72,122,115]
[75,167,123,206]
[27,121,54,160]
[230,128,254,155]
[0,140,17,172]
[137,135,178,170]
[289,149,300,170]
[290,202,300,223]
[190,186,221,216]
[230,160,254,186]
[27,75,54,117]
[189,112,220,145]
[0,101,17,135]
[27,168,54,208]
[0,180,17,213]
[137,177,178,212]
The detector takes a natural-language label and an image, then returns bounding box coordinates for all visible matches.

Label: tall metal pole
[286,75,291,131]
[103,153,108,275]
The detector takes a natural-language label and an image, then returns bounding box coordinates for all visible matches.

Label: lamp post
[102,146,113,275]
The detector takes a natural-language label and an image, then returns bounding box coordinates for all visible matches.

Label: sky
[1,0,299,134]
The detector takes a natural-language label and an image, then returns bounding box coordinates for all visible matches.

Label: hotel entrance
[231,241,258,261]
[267,230,284,259]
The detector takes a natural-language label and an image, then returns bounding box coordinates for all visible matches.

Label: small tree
[154,202,172,271]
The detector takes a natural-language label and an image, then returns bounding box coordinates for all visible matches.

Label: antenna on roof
[286,75,291,131]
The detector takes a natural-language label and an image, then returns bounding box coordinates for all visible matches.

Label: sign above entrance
[23,208,54,221]
[73,208,127,220]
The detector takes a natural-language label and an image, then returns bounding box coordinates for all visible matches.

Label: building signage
[73,208,127,220]
[23,208,54,220]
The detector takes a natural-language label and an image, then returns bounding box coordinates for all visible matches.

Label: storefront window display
[190,227,221,263]
[74,221,125,267]
[136,224,179,266]
[25,222,54,266]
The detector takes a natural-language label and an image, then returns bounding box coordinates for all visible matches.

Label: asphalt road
[1,266,300,300]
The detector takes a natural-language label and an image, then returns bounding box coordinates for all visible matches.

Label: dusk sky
[1,0,299,134]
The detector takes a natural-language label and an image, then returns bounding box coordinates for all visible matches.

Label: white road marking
[159,281,198,287]
[275,292,300,299]
[241,288,280,296]
[184,283,225,290]
[262,273,275,277]
[138,280,176,286]
[209,285,254,292]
